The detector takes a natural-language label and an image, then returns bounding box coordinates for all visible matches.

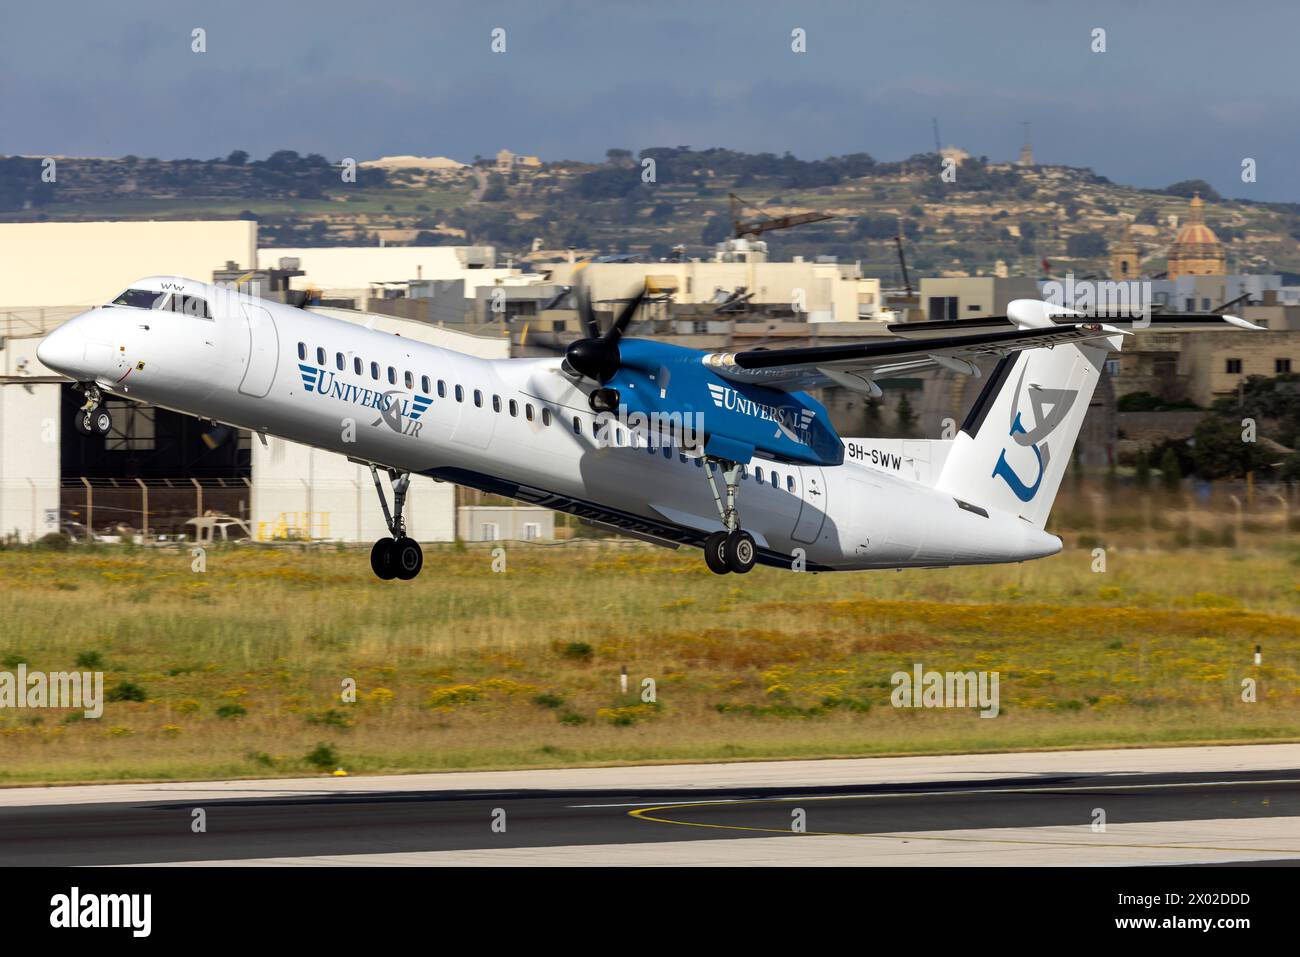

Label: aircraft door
[449,382,497,450]
[791,466,828,544]
[238,303,279,397]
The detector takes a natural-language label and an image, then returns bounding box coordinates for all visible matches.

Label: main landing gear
[72,384,112,437]
[368,464,423,581]
[699,456,756,575]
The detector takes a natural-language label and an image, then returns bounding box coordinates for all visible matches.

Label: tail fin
[934,339,1109,527]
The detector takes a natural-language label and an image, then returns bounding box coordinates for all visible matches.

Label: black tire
[93,409,112,436]
[724,529,756,574]
[394,537,423,580]
[369,538,397,580]
[703,531,731,575]
[73,411,93,436]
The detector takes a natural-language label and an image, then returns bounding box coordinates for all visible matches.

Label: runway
[2,744,1298,866]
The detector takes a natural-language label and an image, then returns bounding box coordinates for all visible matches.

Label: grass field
[0,538,1297,786]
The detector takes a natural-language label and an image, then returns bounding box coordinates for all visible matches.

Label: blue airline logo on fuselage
[298,364,430,435]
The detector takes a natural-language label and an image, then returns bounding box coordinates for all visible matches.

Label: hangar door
[238,303,279,398]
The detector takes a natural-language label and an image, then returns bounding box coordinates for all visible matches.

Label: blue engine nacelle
[603,339,844,467]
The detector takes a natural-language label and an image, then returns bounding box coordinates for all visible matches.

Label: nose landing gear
[72,384,112,437]
[700,457,757,575]
[368,464,423,581]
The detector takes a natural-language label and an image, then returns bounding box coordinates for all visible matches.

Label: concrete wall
[258,246,504,299]
[0,335,62,541]
[546,261,869,323]
[457,506,554,541]
[0,221,256,308]
[250,436,455,543]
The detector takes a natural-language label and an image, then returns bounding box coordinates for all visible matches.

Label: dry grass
[0,532,1297,785]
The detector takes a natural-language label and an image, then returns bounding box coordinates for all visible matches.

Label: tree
[481,173,507,202]
[1163,179,1221,201]
[225,150,249,166]
[1189,415,1271,479]
[1066,232,1107,258]
[1160,446,1182,490]
[895,392,917,436]
[1134,448,1151,487]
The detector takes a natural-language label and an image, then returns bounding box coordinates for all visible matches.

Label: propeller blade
[575,286,600,339]
[604,290,645,345]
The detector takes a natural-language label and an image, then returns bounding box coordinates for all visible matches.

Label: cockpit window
[165,294,212,319]
[112,288,167,310]
[110,288,211,318]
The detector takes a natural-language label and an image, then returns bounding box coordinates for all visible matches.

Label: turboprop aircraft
[36,276,1258,579]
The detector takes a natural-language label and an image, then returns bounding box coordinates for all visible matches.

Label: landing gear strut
[368,464,423,581]
[699,456,756,575]
[72,384,112,437]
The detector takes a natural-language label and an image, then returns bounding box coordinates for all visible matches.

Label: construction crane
[894,230,913,298]
[728,193,834,239]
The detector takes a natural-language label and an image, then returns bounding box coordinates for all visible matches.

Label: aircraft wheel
[74,410,93,436]
[394,537,423,580]
[703,531,731,575]
[724,529,756,574]
[370,538,398,580]
[92,408,113,436]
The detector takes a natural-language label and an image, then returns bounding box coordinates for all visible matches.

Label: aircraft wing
[702,321,1124,394]
[884,311,1262,340]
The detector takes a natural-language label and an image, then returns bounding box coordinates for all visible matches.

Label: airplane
[35,275,1259,579]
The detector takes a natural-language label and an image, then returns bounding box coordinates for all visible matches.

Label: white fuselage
[37,280,1061,571]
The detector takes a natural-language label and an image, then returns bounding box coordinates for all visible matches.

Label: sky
[2,0,1298,199]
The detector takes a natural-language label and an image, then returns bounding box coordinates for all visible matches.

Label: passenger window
[492,395,501,413]
[437,380,446,398]
[354,357,363,375]
[405,371,414,389]
[786,475,796,492]
[663,446,672,459]
[542,408,551,427]
[755,467,764,483]
[336,352,345,371]
[771,472,779,488]
[370,362,380,380]
[421,375,430,394]
[455,385,464,402]
[509,399,518,417]
[474,389,483,407]
[316,347,326,365]
[297,342,306,361]
[615,428,623,446]
[525,404,534,422]
[387,367,396,385]
[572,416,581,435]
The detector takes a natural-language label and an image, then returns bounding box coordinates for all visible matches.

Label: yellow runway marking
[628,793,1300,855]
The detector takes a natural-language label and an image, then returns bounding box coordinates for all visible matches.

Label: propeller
[562,287,646,385]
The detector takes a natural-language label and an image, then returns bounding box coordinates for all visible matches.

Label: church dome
[1167,193,1225,277]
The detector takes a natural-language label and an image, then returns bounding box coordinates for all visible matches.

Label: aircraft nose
[37,317,88,377]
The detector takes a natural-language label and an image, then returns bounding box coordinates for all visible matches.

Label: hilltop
[4,147,1300,279]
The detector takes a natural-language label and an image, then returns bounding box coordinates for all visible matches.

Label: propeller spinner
[562,288,645,411]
